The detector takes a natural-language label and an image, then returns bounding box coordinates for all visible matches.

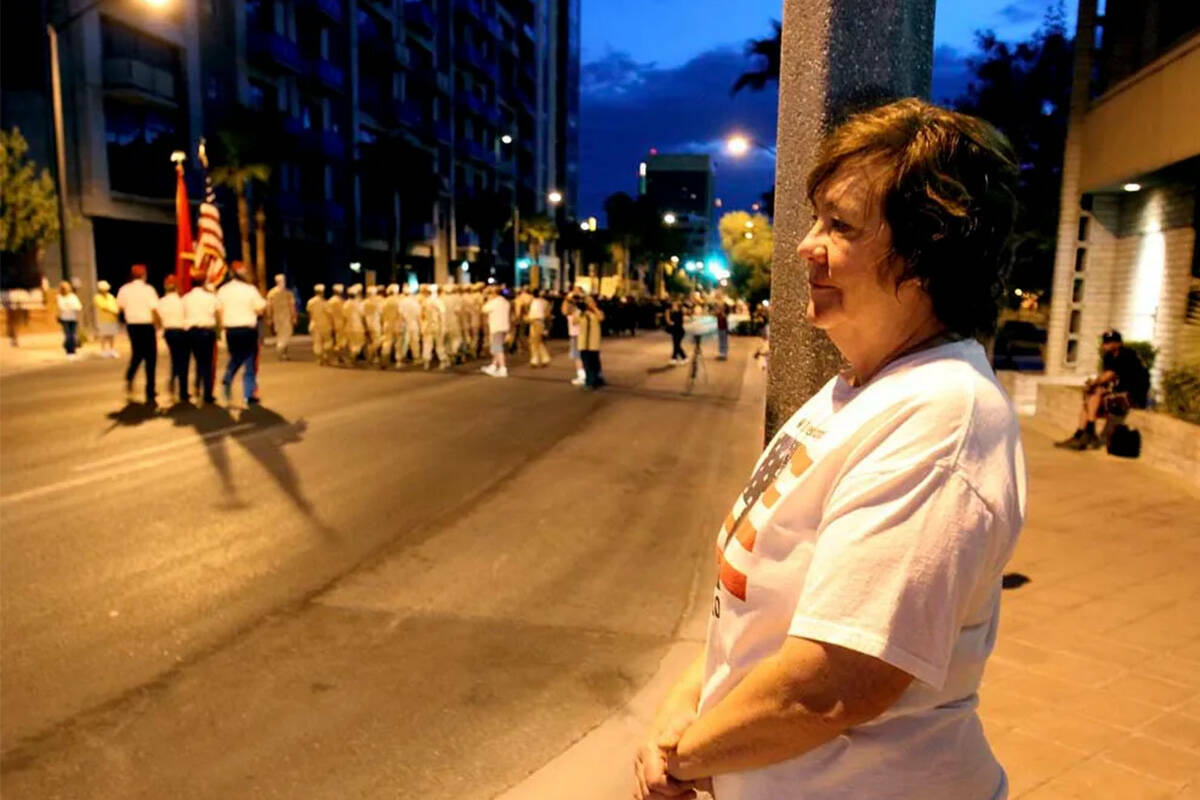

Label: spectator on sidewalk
[183,267,219,404]
[715,301,730,361]
[635,98,1024,800]
[157,276,189,402]
[94,280,120,358]
[576,293,605,389]
[217,261,267,406]
[116,265,159,404]
[666,300,687,365]
[1056,328,1151,451]
[481,286,510,378]
[527,289,552,367]
[55,281,82,360]
[562,288,586,386]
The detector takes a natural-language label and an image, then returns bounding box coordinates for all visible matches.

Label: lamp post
[547,189,563,289]
[47,0,171,284]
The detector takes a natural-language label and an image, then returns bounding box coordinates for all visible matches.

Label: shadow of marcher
[232,404,334,538]
[102,402,160,434]
[165,402,243,507]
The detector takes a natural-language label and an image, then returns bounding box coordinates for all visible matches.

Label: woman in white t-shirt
[634,98,1023,800]
[56,281,83,359]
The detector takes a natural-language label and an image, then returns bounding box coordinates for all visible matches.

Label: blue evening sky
[577,0,1076,221]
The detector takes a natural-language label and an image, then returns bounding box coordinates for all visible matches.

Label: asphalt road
[1,333,763,798]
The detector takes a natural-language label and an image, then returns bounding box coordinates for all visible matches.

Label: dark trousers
[164,328,190,399]
[670,329,686,360]
[188,327,217,402]
[125,323,157,400]
[223,327,260,402]
[581,349,604,389]
[59,319,78,354]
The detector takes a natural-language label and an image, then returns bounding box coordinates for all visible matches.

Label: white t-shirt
[116,279,159,324]
[702,340,1026,800]
[528,296,549,320]
[217,280,266,328]
[57,293,82,321]
[157,293,185,329]
[483,296,511,334]
[183,287,219,328]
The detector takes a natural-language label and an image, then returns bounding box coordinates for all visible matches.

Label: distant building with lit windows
[640,153,715,261]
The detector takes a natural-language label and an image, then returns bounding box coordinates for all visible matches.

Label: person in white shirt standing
[480,286,510,378]
[55,281,83,360]
[116,264,160,403]
[157,275,189,401]
[635,99,1024,800]
[527,289,551,367]
[216,261,267,406]
[182,266,220,404]
[266,274,297,360]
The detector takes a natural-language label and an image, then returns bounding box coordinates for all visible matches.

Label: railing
[102,58,177,102]
[247,30,302,72]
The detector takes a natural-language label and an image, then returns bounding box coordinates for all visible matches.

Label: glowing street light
[547,190,563,205]
[662,212,677,226]
[500,134,514,145]
[580,221,591,231]
[726,135,751,157]
[1123,182,1142,192]
[744,220,754,229]
[744,232,754,240]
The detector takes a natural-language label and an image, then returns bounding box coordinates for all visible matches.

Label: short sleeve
[789,411,997,689]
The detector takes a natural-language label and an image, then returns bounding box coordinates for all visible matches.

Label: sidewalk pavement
[500,420,1200,800]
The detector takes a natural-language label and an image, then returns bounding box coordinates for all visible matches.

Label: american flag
[195,162,226,287]
[724,432,800,548]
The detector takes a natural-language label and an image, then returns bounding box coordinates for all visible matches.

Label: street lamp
[663,212,677,226]
[548,190,563,205]
[48,0,171,283]
[725,133,777,159]
[500,134,513,145]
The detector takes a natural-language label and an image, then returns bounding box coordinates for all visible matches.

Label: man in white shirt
[527,289,551,367]
[116,264,160,403]
[266,274,297,360]
[183,267,220,404]
[157,275,189,402]
[216,262,267,405]
[480,286,511,378]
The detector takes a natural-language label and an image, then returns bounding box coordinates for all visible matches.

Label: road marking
[71,423,255,472]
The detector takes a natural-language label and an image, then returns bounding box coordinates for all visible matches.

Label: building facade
[2,0,578,301]
[1046,0,1200,387]
[640,153,716,262]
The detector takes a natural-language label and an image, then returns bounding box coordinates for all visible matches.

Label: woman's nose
[797,223,825,264]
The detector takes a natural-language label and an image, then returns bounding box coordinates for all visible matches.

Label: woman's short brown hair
[807,98,1019,338]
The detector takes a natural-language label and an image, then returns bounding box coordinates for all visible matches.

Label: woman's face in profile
[798,160,902,334]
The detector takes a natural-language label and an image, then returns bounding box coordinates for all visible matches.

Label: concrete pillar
[1044,0,1098,376]
[765,0,934,439]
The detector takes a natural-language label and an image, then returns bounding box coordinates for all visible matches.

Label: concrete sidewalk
[500,421,1200,799]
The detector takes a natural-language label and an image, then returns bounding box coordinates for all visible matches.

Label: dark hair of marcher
[807,98,1019,338]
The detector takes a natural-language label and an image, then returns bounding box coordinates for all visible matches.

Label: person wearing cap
[1056,328,1151,451]
[343,284,367,365]
[266,274,297,360]
[363,284,384,365]
[527,288,552,367]
[399,284,423,365]
[183,267,220,404]
[306,284,333,366]
[216,261,267,405]
[464,283,483,359]
[442,284,464,364]
[157,276,189,402]
[116,264,160,403]
[380,284,402,368]
[328,284,347,365]
[420,285,449,370]
[94,280,121,358]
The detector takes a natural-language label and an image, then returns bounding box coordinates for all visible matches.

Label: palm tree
[518,214,557,288]
[209,129,271,292]
[731,20,781,95]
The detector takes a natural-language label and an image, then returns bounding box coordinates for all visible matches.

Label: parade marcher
[510,286,532,355]
[306,284,333,365]
[363,284,384,365]
[216,261,267,406]
[266,274,297,360]
[481,286,510,378]
[464,284,483,359]
[56,281,82,360]
[328,283,347,364]
[157,275,189,401]
[443,284,464,365]
[116,264,160,403]
[527,289,551,367]
[343,284,367,365]
[183,266,219,404]
[380,283,402,368]
[399,284,423,365]
[420,285,449,370]
[94,280,120,358]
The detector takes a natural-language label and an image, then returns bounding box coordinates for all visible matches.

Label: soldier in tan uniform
[380,283,402,368]
[328,283,347,364]
[399,284,422,365]
[363,284,384,365]
[266,274,297,359]
[344,283,367,365]
[442,284,464,365]
[306,283,333,365]
[419,285,448,370]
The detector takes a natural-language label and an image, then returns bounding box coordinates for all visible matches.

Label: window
[1078,216,1089,242]
[248,81,267,110]
[1069,309,1082,335]
[1072,278,1085,303]
[104,100,183,197]
[1075,248,1087,272]
[1066,338,1079,363]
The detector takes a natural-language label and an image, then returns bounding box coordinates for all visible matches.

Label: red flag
[174,161,194,292]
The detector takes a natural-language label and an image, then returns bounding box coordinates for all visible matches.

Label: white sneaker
[480,364,497,376]
[571,376,585,386]
[496,366,508,378]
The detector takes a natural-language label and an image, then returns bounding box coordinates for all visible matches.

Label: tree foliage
[1,127,59,258]
[518,213,557,263]
[731,20,781,95]
[719,211,773,304]
[952,4,1072,301]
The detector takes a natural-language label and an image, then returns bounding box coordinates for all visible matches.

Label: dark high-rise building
[4,0,579,298]
[641,153,716,260]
